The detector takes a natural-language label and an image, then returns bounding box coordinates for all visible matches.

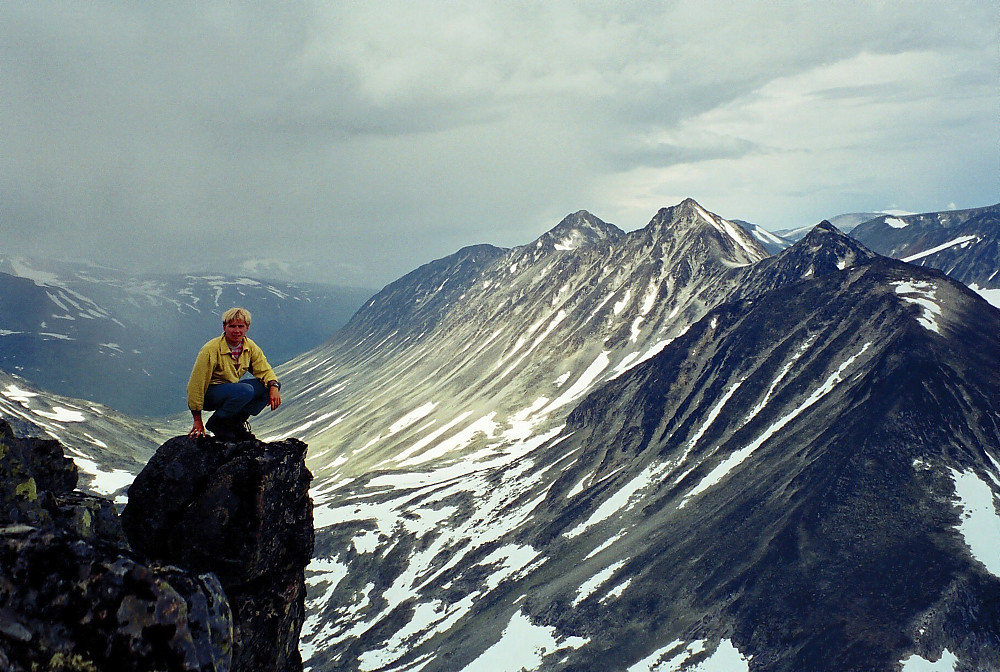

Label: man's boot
[205,413,237,441]
[233,414,256,441]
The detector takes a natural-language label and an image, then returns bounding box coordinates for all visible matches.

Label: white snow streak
[544,351,611,412]
[501,310,567,378]
[681,342,872,507]
[389,403,438,434]
[565,462,672,538]
[362,403,441,452]
[400,413,498,466]
[674,378,746,474]
[695,205,758,260]
[901,235,979,262]
[392,411,473,463]
[573,559,626,606]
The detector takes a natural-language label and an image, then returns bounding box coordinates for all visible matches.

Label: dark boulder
[122,436,314,672]
[0,420,233,671]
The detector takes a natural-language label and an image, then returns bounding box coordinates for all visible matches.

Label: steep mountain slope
[0,256,372,415]
[7,198,997,670]
[261,199,768,478]
[291,235,1000,671]
[850,203,1000,299]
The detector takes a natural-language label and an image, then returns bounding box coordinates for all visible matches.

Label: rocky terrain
[123,436,315,672]
[851,203,1000,297]
[0,419,314,672]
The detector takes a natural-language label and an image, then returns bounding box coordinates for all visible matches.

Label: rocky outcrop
[122,436,314,672]
[0,420,314,672]
[0,419,233,671]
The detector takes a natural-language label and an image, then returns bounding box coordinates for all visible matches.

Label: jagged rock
[121,436,314,672]
[0,526,232,672]
[0,420,233,672]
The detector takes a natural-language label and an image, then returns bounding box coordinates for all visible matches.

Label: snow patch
[628,639,750,672]
[614,289,632,315]
[885,217,910,229]
[901,235,979,263]
[893,281,942,333]
[73,456,135,495]
[900,649,959,671]
[949,468,1000,578]
[969,284,1000,309]
[3,385,38,403]
[34,407,87,423]
[460,609,589,672]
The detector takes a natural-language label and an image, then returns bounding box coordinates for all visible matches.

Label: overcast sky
[2,2,996,288]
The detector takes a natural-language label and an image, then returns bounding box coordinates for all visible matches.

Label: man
[187,307,282,441]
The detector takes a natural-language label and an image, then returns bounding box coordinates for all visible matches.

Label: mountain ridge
[292,231,999,671]
[1,198,998,670]
[851,202,1000,294]
[265,199,770,478]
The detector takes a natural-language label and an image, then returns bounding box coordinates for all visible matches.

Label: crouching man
[187,307,282,441]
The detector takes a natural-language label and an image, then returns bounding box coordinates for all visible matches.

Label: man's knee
[206,382,255,415]
[230,384,256,405]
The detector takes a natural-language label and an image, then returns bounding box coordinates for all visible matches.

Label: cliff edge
[122,436,314,672]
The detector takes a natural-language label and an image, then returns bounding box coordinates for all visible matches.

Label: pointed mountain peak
[751,219,877,286]
[533,210,625,252]
[812,220,839,233]
[646,198,768,265]
[798,219,873,253]
[650,197,707,224]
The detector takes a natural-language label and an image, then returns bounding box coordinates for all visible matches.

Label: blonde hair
[221,307,252,327]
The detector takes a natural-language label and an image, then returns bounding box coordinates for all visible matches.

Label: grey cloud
[1,1,996,288]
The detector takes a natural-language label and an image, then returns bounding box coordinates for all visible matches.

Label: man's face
[224,319,248,346]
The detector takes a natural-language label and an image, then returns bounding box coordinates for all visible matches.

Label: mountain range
[0,256,373,416]
[255,199,998,671]
[1,199,997,671]
[850,203,1000,295]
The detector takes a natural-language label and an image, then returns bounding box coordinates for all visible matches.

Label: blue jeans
[203,378,269,421]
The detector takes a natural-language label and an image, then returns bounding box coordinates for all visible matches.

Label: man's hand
[268,386,282,411]
[189,414,206,438]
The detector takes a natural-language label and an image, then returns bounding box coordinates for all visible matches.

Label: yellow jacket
[186,335,278,412]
